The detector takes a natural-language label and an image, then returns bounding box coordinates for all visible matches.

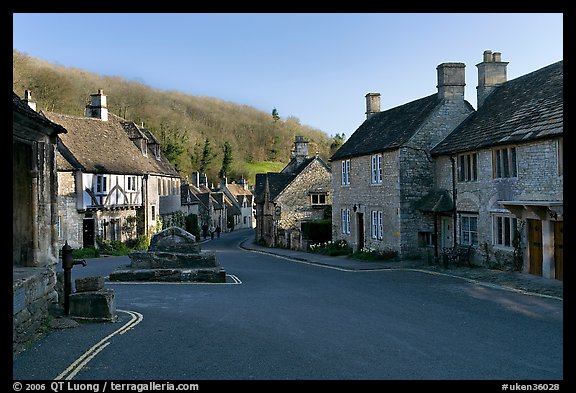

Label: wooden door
[528,219,543,276]
[357,213,364,253]
[83,218,95,248]
[554,221,563,280]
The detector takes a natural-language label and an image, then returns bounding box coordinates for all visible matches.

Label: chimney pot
[476,50,508,108]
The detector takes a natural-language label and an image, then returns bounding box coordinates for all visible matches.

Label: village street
[13,229,562,381]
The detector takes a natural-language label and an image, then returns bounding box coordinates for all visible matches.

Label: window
[341,208,350,234]
[558,138,563,176]
[493,147,517,178]
[151,205,156,221]
[57,216,62,238]
[95,175,107,193]
[95,175,108,205]
[419,232,436,247]
[126,176,137,192]
[311,193,327,206]
[371,210,383,239]
[458,153,478,182]
[460,214,478,246]
[371,154,382,184]
[341,159,350,185]
[493,215,518,248]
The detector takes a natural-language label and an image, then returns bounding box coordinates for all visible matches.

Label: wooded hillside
[13,49,338,186]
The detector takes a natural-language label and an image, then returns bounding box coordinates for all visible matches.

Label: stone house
[13,91,67,354]
[216,176,254,230]
[431,52,563,279]
[42,89,181,249]
[330,62,474,256]
[255,136,332,250]
[181,172,227,232]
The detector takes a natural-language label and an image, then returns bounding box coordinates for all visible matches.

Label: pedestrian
[209,224,215,240]
[216,226,221,238]
[202,224,208,240]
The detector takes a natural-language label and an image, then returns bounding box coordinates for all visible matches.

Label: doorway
[528,219,543,276]
[356,212,364,252]
[554,221,563,280]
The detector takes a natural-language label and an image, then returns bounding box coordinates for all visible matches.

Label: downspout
[450,156,458,249]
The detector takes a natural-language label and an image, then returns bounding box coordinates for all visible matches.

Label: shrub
[309,239,351,256]
[302,219,332,245]
[72,246,99,259]
[349,247,399,261]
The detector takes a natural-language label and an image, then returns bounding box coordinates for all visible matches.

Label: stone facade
[13,91,66,355]
[433,138,563,277]
[331,70,473,257]
[255,137,332,250]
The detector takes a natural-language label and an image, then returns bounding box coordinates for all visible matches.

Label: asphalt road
[13,229,563,381]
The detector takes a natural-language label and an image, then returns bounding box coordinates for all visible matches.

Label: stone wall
[434,138,563,272]
[57,171,83,249]
[13,268,58,356]
[332,99,473,258]
[276,159,332,249]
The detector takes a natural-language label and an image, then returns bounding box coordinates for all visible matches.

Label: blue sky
[13,13,563,138]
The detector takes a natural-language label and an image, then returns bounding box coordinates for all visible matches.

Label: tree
[199,138,214,173]
[219,141,233,179]
[330,132,346,156]
[272,107,280,122]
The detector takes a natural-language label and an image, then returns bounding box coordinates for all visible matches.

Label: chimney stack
[436,62,466,101]
[291,136,309,164]
[84,89,108,121]
[476,50,508,108]
[365,93,381,119]
[191,172,200,188]
[22,90,37,111]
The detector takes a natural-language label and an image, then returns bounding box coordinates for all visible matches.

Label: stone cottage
[431,52,563,279]
[255,136,332,250]
[216,176,254,230]
[42,89,181,249]
[330,62,474,256]
[13,91,67,354]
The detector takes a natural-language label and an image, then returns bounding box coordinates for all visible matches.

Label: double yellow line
[54,309,144,380]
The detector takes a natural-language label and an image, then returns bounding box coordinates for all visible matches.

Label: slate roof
[413,189,454,213]
[254,156,329,204]
[45,111,179,177]
[13,92,67,136]
[330,94,459,160]
[432,60,563,156]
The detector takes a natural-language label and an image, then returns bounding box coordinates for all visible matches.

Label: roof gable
[331,94,441,160]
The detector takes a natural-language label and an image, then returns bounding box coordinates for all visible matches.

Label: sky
[12,13,563,138]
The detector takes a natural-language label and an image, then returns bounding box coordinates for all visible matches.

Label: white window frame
[126,175,137,192]
[341,208,350,234]
[341,159,350,185]
[460,214,478,246]
[492,214,518,248]
[370,210,383,239]
[371,154,382,184]
[95,175,107,194]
